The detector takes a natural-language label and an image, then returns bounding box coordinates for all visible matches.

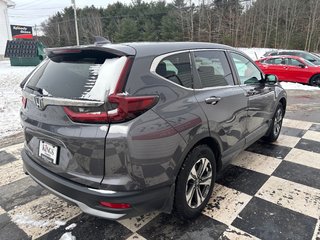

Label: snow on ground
[238,47,274,60]
[280,82,320,91]
[0,60,34,139]
[59,232,76,240]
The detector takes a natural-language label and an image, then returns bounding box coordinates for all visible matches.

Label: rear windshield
[26,51,127,101]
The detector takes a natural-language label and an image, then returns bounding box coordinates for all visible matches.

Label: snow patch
[65,223,77,230]
[12,214,49,227]
[59,232,76,240]
[81,56,127,101]
[280,82,320,91]
[0,60,34,139]
[55,220,67,229]
[238,48,274,60]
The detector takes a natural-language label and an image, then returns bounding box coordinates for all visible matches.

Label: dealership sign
[11,25,33,39]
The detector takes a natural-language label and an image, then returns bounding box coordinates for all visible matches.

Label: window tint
[194,50,233,88]
[156,52,193,88]
[230,53,263,85]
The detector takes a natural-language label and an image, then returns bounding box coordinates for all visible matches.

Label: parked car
[313,52,320,58]
[256,55,320,86]
[20,42,287,220]
[263,49,320,65]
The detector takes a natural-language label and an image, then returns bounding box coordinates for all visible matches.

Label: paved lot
[0,118,320,240]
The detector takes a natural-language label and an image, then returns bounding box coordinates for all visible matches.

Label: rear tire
[174,145,216,220]
[310,74,320,87]
[264,103,284,142]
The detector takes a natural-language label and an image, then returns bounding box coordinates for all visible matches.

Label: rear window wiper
[25,85,43,95]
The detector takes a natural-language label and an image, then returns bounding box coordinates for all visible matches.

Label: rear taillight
[63,56,158,124]
[63,107,107,123]
[107,94,158,123]
[64,95,157,124]
[22,96,27,108]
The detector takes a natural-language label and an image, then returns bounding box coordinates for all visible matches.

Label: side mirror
[299,64,305,68]
[265,74,278,84]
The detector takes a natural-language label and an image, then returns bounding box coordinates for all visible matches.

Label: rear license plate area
[39,140,58,164]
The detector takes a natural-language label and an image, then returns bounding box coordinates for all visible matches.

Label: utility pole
[71,0,79,46]
[34,24,38,37]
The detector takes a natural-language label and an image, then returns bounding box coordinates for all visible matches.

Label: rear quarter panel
[104,55,211,190]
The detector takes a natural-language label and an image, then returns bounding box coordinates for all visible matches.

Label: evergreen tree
[114,18,140,42]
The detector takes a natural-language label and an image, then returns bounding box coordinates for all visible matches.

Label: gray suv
[20,42,286,220]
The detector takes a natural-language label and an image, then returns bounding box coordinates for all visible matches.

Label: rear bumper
[22,149,172,220]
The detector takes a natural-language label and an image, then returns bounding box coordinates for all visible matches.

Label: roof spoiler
[46,45,136,58]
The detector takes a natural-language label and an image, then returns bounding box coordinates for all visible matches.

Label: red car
[255,55,320,87]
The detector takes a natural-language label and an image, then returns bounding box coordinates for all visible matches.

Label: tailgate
[20,46,135,187]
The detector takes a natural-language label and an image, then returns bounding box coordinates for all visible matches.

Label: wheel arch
[160,134,223,214]
[193,137,222,172]
[279,97,287,112]
[309,73,320,85]
[175,134,223,178]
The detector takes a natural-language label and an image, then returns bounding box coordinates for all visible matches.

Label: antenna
[93,36,111,45]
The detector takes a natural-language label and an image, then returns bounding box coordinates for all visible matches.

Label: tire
[174,145,216,220]
[264,103,284,142]
[309,74,320,87]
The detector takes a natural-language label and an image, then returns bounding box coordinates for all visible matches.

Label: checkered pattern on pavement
[0,118,319,240]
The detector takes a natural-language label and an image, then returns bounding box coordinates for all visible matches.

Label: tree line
[39,0,320,52]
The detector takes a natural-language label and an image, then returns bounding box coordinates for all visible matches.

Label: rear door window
[155,52,193,88]
[26,51,127,101]
[193,50,234,87]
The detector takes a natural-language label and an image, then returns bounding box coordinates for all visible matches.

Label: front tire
[174,145,216,220]
[264,103,284,142]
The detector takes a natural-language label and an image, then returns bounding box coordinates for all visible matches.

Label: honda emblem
[34,96,44,110]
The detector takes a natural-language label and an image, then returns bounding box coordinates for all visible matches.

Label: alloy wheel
[273,107,283,136]
[185,157,212,208]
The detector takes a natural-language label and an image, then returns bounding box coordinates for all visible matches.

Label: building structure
[0,0,15,60]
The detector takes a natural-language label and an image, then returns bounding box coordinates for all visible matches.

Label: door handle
[205,96,221,105]
[245,89,259,97]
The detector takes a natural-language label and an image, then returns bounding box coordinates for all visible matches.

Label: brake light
[52,49,82,54]
[22,96,27,108]
[99,201,131,209]
[107,57,158,122]
[63,95,157,124]
[107,94,158,123]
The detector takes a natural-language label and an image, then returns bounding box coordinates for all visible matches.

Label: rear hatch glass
[25,50,127,101]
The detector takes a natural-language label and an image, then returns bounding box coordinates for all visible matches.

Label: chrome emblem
[34,96,44,110]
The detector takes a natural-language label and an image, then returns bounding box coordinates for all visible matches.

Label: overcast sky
[8,0,155,27]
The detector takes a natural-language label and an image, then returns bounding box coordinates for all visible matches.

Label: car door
[263,57,287,80]
[284,57,311,83]
[192,50,248,163]
[228,52,276,147]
